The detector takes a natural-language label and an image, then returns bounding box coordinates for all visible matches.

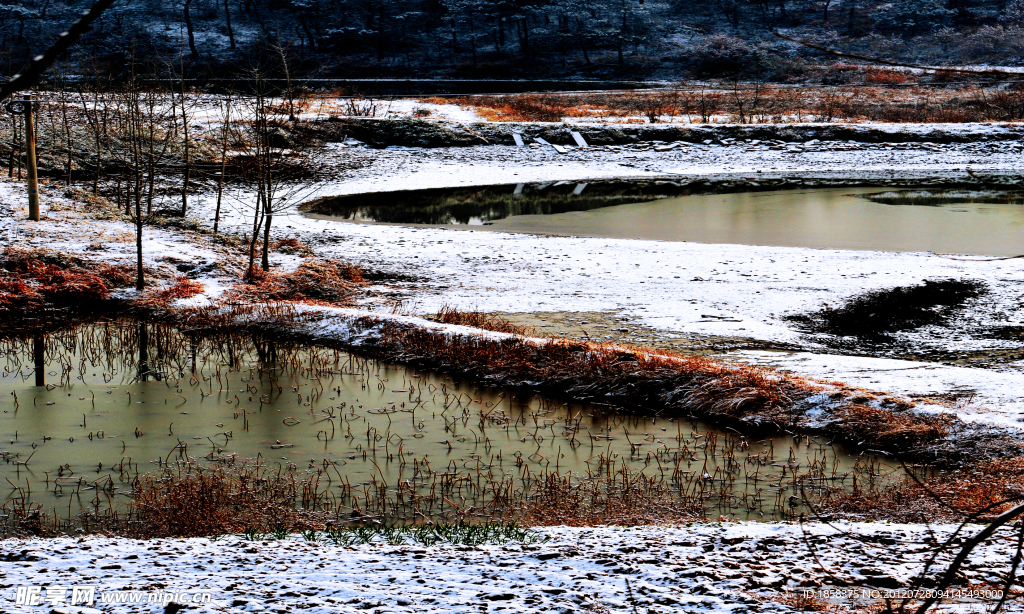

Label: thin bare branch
[914,503,1024,614]
[0,0,119,102]
[772,32,1022,77]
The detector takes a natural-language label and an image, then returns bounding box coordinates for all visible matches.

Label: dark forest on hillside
[2,0,1024,84]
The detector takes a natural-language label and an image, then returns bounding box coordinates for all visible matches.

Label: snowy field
[2,122,1024,612]
[2,132,1024,429]
[2,523,1019,614]
[173,137,1024,430]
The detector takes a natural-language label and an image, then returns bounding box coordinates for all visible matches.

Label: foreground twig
[0,0,119,101]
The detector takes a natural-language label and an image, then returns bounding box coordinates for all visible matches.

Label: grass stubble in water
[0,321,895,536]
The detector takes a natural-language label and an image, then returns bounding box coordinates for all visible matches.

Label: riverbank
[2,176,1022,470]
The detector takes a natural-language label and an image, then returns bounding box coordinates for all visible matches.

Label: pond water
[0,322,895,526]
[305,185,1024,255]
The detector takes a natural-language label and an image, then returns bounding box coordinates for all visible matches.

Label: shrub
[685,34,753,77]
[231,259,365,305]
[864,68,910,84]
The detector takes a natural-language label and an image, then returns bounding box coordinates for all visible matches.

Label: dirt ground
[491,310,794,355]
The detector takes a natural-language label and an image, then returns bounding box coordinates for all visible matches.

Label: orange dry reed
[831,403,952,448]
[232,259,364,306]
[821,456,1024,523]
[864,68,910,84]
[0,248,132,313]
[425,85,1024,124]
[434,305,535,336]
[127,460,329,538]
[376,319,794,421]
[133,276,205,309]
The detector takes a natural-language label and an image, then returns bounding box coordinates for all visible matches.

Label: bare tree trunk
[214,94,231,234]
[179,56,191,217]
[145,90,157,214]
[261,209,272,270]
[299,13,315,53]
[183,0,199,58]
[224,0,235,49]
[275,41,296,121]
[57,84,73,186]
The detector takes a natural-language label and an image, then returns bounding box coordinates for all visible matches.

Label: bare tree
[229,66,328,278]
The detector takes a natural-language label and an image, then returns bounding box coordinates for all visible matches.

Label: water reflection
[306,184,1024,255]
[862,189,1024,207]
[0,322,896,526]
[303,181,679,225]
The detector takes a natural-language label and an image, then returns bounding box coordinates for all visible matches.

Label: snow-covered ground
[169,137,1024,430]
[3,121,1024,612]
[3,130,1024,429]
[2,523,1019,614]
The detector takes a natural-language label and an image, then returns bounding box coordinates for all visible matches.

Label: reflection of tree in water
[0,322,307,388]
[861,189,1024,207]
[306,182,684,225]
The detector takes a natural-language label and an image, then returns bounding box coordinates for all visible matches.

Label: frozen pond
[305,185,1024,255]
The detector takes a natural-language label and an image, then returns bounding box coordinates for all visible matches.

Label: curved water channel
[304,185,1024,255]
[0,322,895,527]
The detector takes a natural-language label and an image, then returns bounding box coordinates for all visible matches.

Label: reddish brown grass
[271,237,312,255]
[423,84,1024,124]
[821,456,1024,523]
[127,460,330,538]
[133,276,205,309]
[864,68,911,84]
[434,305,535,336]
[435,95,572,122]
[372,319,795,423]
[0,248,133,313]
[831,403,952,448]
[230,259,365,306]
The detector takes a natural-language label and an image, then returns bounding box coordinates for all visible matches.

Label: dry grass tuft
[132,276,205,309]
[831,403,952,448]
[0,248,133,314]
[439,95,569,122]
[433,305,536,336]
[128,460,328,538]
[271,237,312,255]
[864,68,910,84]
[230,259,365,306]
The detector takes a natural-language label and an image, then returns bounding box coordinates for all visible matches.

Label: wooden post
[25,95,40,221]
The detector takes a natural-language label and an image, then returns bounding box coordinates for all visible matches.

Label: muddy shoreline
[320,117,1024,148]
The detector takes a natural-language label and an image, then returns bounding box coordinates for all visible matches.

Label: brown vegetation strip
[170,304,972,470]
[820,456,1024,524]
[0,248,134,330]
[9,456,701,538]
[147,303,999,470]
[428,86,1024,124]
[359,318,968,466]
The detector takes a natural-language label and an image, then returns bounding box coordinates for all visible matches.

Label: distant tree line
[1,0,1023,83]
